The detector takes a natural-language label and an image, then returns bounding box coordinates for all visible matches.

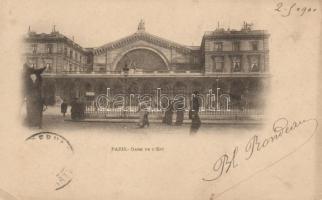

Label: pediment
[94,31,192,55]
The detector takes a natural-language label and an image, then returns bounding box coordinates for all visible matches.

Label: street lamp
[121,63,130,117]
[216,78,220,110]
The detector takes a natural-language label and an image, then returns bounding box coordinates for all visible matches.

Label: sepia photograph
[22,19,270,133]
[0,0,321,199]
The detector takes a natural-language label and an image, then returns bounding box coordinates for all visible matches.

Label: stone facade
[23,22,270,111]
[92,31,200,73]
[24,29,93,73]
[202,28,269,74]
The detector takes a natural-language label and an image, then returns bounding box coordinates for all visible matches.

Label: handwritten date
[275,2,317,17]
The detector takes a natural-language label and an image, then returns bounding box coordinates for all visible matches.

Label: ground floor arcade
[42,76,269,118]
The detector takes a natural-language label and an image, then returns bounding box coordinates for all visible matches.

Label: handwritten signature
[274,2,317,17]
[203,117,318,198]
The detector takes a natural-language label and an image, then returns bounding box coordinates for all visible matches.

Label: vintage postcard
[0,0,321,199]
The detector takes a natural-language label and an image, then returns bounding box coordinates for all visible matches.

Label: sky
[2,0,274,48]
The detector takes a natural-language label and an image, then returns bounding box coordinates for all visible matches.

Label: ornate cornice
[94,31,192,55]
[205,50,267,55]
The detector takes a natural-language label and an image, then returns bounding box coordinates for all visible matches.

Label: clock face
[116,49,167,72]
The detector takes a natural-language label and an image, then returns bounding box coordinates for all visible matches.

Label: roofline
[203,30,270,39]
[24,32,88,53]
[94,31,193,54]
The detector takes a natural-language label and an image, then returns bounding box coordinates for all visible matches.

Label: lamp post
[122,64,130,117]
[216,78,220,110]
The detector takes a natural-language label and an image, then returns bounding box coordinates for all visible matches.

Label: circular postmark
[24,131,74,191]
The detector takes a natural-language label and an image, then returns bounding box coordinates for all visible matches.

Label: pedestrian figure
[190,91,201,134]
[70,97,80,120]
[137,103,149,128]
[143,110,149,127]
[163,100,174,125]
[61,100,68,117]
[174,98,184,125]
[22,63,47,128]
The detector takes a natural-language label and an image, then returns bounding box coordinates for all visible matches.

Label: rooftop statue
[241,21,253,31]
[138,19,145,31]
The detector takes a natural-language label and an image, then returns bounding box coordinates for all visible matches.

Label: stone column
[243,79,250,109]
[263,38,270,72]
[260,54,265,72]
[224,55,230,73]
[242,54,248,72]
[226,79,231,94]
[204,55,213,74]
[74,79,81,98]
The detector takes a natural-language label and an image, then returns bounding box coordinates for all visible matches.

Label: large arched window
[115,49,168,72]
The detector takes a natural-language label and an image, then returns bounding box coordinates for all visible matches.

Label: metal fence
[81,89,265,121]
[83,104,264,121]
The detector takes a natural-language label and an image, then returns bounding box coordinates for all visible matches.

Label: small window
[70,50,73,58]
[233,62,241,72]
[232,41,240,51]
[29,58,37,68]
[214,42,223,51]
[193,56,198,64]
[249,55,260,72]
[32,44,37,54]
[212,56,224,72]
[63,64,68,72]
[232,56,241,72]
[46,63,52,71]
[46,44,53,53]
[250,63,259,72]
[250,41,258,51]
